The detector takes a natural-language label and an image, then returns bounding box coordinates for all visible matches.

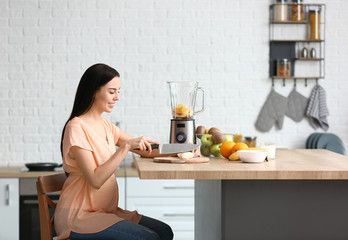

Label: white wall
[1,0,347,166]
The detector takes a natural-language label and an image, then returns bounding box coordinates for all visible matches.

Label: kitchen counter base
[195,179,348,240]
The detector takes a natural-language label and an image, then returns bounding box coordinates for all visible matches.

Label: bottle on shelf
[274,0,288,22]
[310,48,316,58]
[301,47,308,58]
[309,6,321,40]
[292,0,304,21]
[277,59,291,77]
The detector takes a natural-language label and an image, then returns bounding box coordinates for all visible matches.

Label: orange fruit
[220,141,236,159]
[231,142,248,154]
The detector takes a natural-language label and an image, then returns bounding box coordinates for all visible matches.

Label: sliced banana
[177,152,194,160]
[228,152,240,161]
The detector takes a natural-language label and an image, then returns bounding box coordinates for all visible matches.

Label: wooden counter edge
[0,167,130,178]
[134,149,348,180]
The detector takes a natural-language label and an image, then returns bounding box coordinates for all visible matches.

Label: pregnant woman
[55,63,173,240]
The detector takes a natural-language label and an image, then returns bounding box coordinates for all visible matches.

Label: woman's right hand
[125,136,159,154]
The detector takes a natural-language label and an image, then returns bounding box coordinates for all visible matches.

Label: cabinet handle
[163,186,194,189]
[163,213,194,217]
[5,184,10,205]
[22,199,58,205]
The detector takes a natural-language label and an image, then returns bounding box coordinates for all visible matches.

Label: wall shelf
[269,4,326,83]
[271,40,324,42]
[296,58,324,61]
[272,76,324,79]
[272,20,308,24]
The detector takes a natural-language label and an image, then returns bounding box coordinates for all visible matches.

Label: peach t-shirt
[54,117,141,239]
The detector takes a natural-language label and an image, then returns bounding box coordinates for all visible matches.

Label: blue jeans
[69,215,174,240]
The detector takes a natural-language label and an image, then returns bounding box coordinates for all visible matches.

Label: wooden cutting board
[153,157,210,164]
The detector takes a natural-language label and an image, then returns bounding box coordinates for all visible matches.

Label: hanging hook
[282,78,285,87]
[305,78,308,87]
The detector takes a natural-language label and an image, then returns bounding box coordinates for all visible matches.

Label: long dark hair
[60,63,120,158]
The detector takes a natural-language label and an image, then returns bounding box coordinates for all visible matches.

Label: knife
[136,143,200,154]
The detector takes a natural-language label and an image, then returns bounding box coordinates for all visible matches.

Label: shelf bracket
[294,79,297,88]
[305,78,308,87]
[282,78,285,87]
[272,78,275,88]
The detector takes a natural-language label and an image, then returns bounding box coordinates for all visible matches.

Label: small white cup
[260,143,276,160]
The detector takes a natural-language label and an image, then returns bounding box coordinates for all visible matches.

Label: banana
[228,152,240,161]
[177,152,194,160]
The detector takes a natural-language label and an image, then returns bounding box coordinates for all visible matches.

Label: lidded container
[309,6,321,40]
[167,81,205,119]
[292,0,304,21]
[273,0,288,22]
[277,59,291,77]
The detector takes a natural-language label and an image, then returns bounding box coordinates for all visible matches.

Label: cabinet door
[127,178,194,197]
[0,178,19,240]
[116,177,125,209]
[126,177,195,240]
[127,197,194,240]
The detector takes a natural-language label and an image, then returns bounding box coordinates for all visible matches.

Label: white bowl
[237,150,268,163]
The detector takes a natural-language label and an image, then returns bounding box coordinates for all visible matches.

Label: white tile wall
[1,0,347,166]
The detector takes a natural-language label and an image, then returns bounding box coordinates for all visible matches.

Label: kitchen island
[135,149,348,240]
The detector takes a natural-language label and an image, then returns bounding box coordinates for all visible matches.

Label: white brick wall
[1,0,347,166]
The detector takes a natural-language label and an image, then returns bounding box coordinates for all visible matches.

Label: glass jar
[309,6,321,40]
[274,0,288,22]
[277,59,291,77]
[292,0,304,21]
[245,137,257,148]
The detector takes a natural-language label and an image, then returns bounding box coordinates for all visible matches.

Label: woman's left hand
[192,147,201,157]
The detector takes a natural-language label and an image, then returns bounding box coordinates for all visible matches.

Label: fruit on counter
[233,134,243,143]
[228,152,240,161]
[212,132,225,144]
[220,141,236,159]
[224,134,233,142]
[210,143,223,157]
[173,103,193,118]
[199,132,233,157]
[201,134,213,147]
[195,125,206,139]
[208,127,222,134]
[177,152,194,160]
[200,145,211,156]
[231,142,249,154]
[248,148,266,151]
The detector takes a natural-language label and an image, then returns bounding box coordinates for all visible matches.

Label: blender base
[169,118,196,144]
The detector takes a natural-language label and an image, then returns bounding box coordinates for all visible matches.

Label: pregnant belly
[92,176,118,212]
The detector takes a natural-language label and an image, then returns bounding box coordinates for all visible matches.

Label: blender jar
[167,81,205,119]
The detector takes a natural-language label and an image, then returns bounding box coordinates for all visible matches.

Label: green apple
[210,143,223,157]
[224,134,233,142]
[201,134,213,147]
[200,145,211,157]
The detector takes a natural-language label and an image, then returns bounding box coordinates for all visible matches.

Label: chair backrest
[36,173,67,240]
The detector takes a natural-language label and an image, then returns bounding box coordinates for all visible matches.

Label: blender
[167,81,205,144]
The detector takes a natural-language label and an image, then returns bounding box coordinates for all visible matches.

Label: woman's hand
[192,147,201,157]
[125,136,159,154]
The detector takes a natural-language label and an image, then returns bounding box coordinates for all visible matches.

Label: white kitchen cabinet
[0,178,19,240]
[116,177,125,209]
[126,178,194,240]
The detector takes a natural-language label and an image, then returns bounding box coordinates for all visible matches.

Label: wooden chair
[36,173,67,240]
